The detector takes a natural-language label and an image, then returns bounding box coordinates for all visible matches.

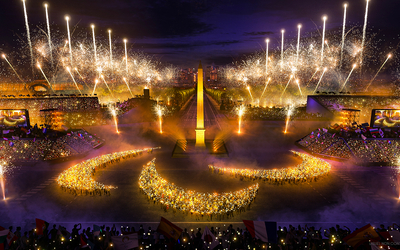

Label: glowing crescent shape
[139,159,259,215]
[57,147,159,192]
[382,118,400,128]
[208,150,331,182]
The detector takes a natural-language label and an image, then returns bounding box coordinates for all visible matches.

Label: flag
[61,125,69,131]
[0,229,9,250]
[243,220,277,243]
[43,127,47,133]
[11,136,19,140]
[2,138,7,141]
[2,130,9,134]
[33,137,36,142]
[322,128,328,133]
[80,235,89,248]
[369,128,379,134]
[93,225,101,237]
[370,232,390,250]
[35,218,49,235]
[78,133,83,138]
[201,226,219,250]
[361,134,367,141]
[0,229,9,244]
[343,224,380,249]
[6,231,17,246]
[8,141,14,147]
[157,217,182,241]
[21,127,28,133]
[27,129,31,135]
[111,233,139,250]
[57,226,70,239]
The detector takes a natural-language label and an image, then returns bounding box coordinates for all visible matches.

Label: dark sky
[1,0,400,68]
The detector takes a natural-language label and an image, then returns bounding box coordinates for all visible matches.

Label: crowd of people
[225,104,325,121]
[57,147,159,195]
[209,151,331,184]
[0,129,104,162]
[0,96,101,126]
[2,221,400,250]
[298,126,400,163]
[139,159,259,216]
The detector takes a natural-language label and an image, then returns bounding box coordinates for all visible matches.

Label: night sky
[1,0,400,68]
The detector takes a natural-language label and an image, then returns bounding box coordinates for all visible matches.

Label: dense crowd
[57,147,159,195]
[139,159,259,216]
[209,151,331,184]
[0,97,101,126]
[298,126,400,163]
[225,104,324,121]
[2,221,400,250]
[0,129,104,162]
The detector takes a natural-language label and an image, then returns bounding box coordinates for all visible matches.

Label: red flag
[343,224,380,249]
[80,234,89,248]
[157,217,182,241]
[35,218,49,235]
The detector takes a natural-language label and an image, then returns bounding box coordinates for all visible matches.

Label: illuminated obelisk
[195,61,206,148]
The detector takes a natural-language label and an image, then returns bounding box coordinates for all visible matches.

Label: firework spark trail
[266,39,269,75]
[237,105,245,134]
[246,86,254,102]
[340,64,356,92]
[65,16,73,66]
[108,29,113,69]
[37,63,54,92]
[313,68,327,94]
[296,79,302,96]
[22,0,34,75]
[101,75,115,99]
[340,4,347,69]
[281,30,285,68]
[92,79,99,95]
[306,68,319,87]
[284,105,293,134]
[156,105,163,134]
[321,16,327,65]
[91,25,97,64]
[123,78,134,98]
[366,54,391,91]
[2,55,25,85]
[44,3,53,67]
[110,107,120,134]
[280,75,293,100]
[124,39,128,73]
[360,0,370,72]
[296,25,301,66]
[66,67,82,94]
[260,77,271,99]
[74,68,90,89]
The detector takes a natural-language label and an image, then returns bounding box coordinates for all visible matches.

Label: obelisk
[195,61,206,147]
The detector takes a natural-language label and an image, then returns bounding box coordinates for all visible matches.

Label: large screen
[371,109,400,128]
[0,109,29,127]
